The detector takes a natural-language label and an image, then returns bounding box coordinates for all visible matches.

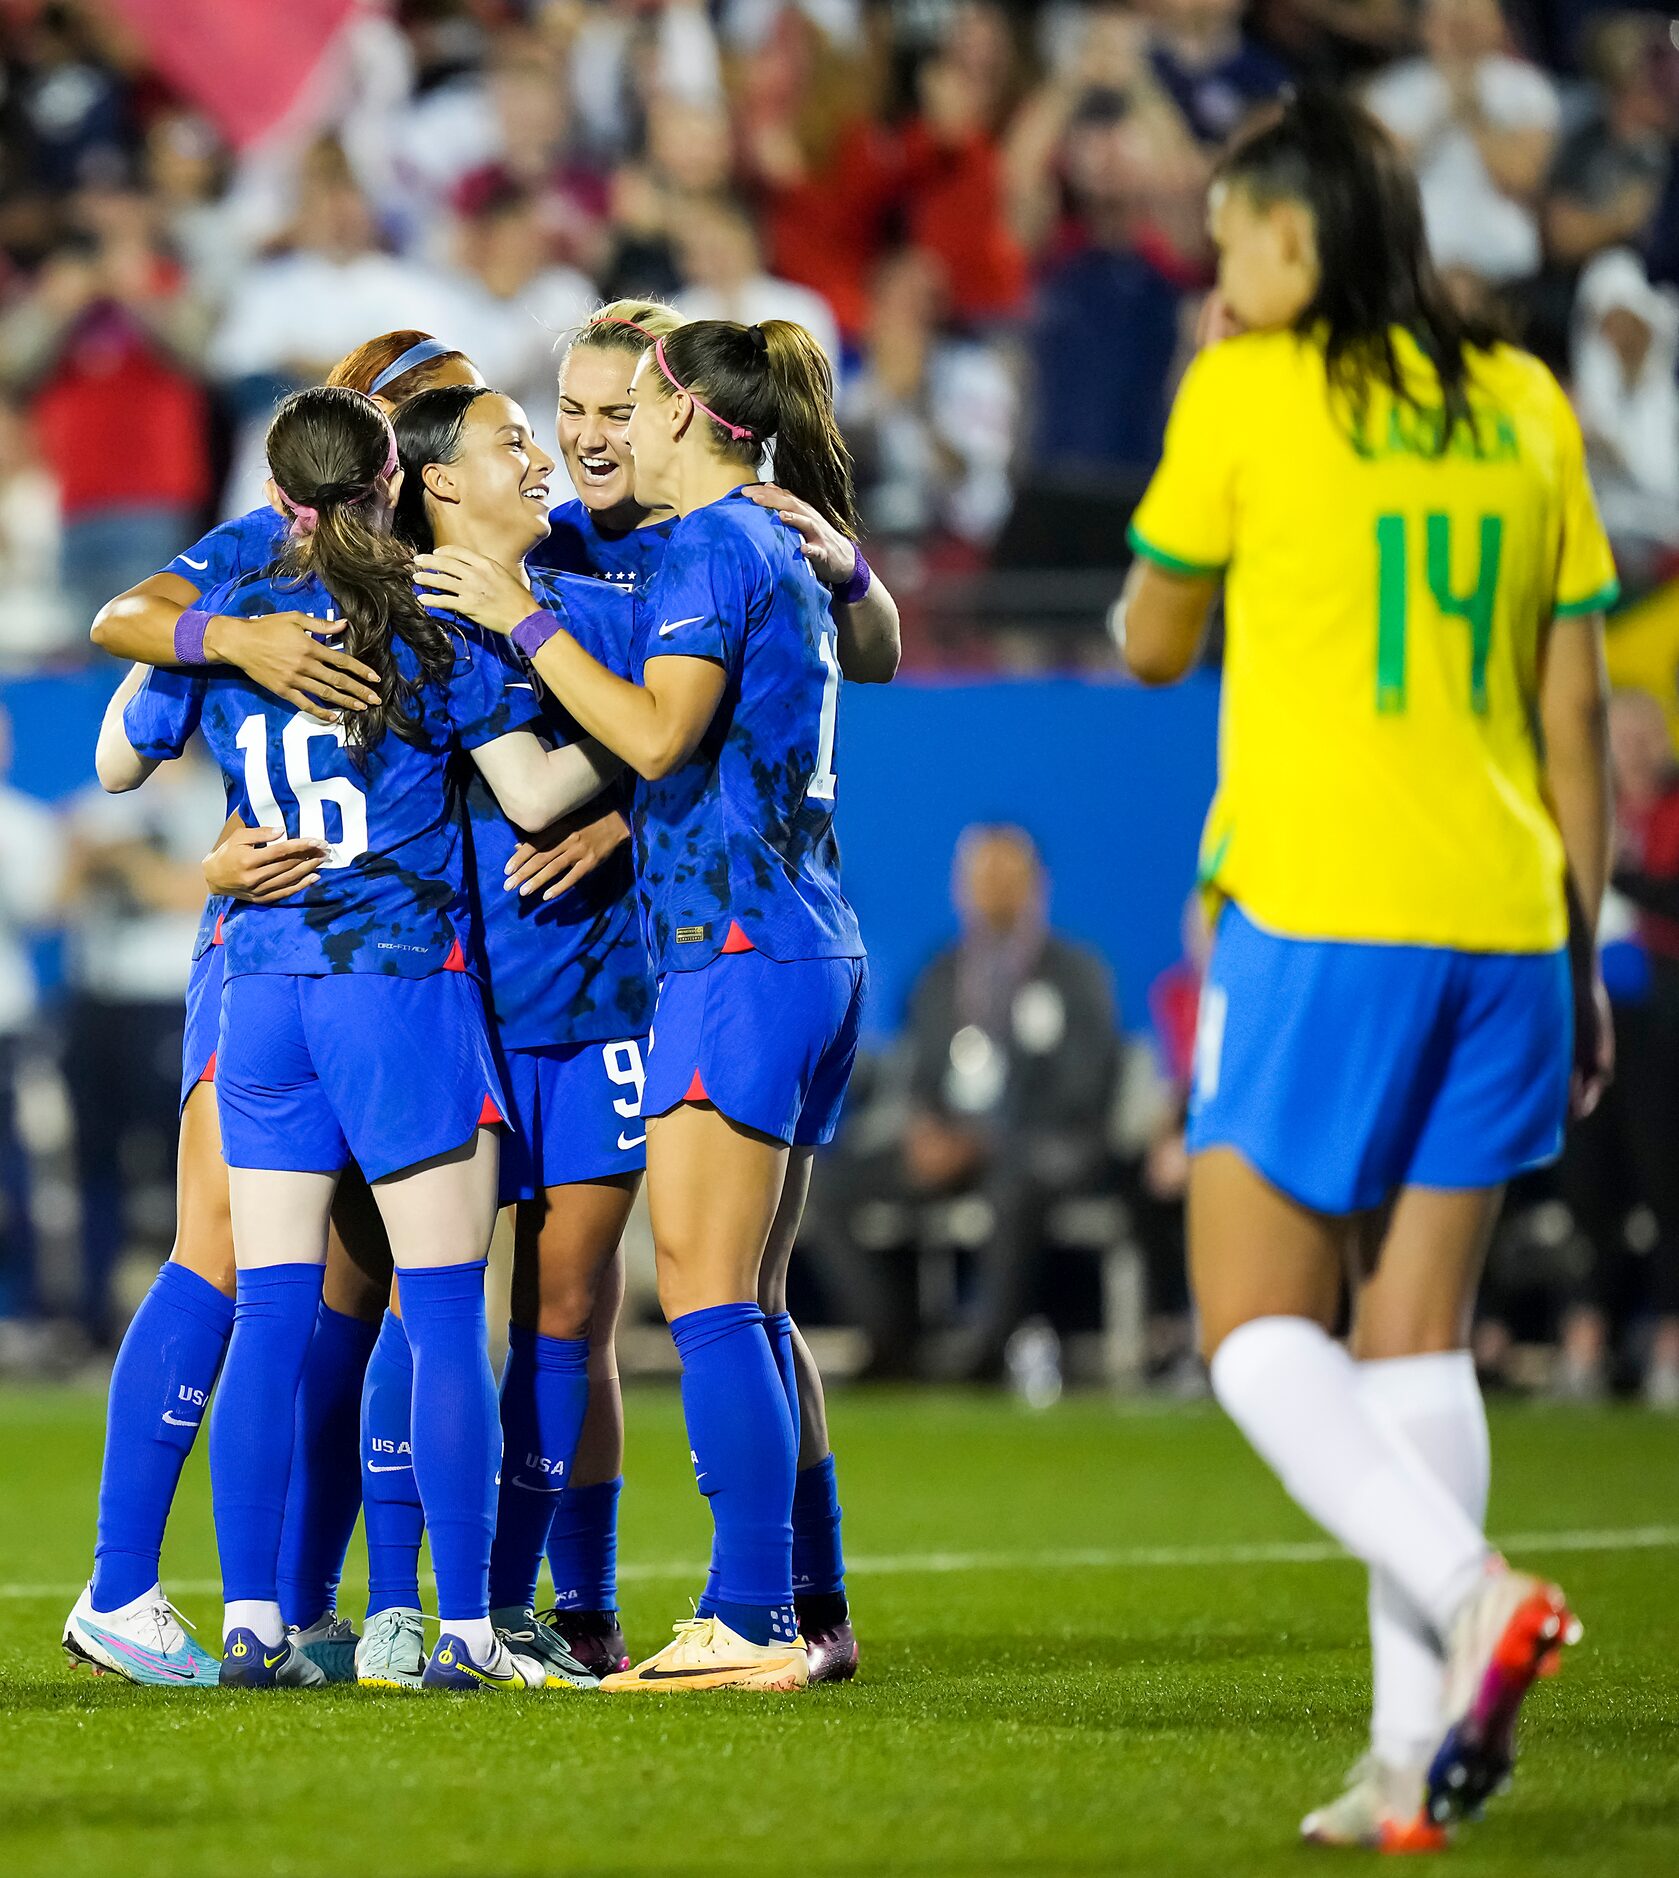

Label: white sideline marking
[9,1524,1678,1603]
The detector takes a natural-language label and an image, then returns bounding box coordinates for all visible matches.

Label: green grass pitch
[0,1385,1675,1876]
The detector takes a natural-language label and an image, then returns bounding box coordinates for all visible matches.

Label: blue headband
[369,338,453,396]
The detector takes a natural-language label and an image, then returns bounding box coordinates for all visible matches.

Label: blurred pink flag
[105,0,366,149]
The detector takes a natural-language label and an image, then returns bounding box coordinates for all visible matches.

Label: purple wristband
[511,608,563,660]
[834,542,872,607]
[174,606,213,667]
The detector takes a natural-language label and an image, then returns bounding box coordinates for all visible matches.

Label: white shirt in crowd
[1365,55,1560,283]
[62,756,228,1006]
[679,277,843,373]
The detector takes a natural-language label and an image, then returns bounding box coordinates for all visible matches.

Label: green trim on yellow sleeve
[1554,579,1620,618]
[1126,522,1227,580]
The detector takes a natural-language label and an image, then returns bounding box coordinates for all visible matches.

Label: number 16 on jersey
[235,711,370,868]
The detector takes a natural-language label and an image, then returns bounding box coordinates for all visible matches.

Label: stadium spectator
[1542,14,1676,274]
[0,704,59,1322]
[6,1,131,197]
[56,747,226,1345]
[1569,247,1679,590]
[0,391,71,667]
[1365,0,1560,302]
[0,191,212,636]
[842,247,1016,548]
[895,11,1029,324]
[209,139,466,512]
[675,196,842,367]
[445,179,596,425]
[1000,43,1204,574]
[1246,0,1416,81]
[1146,0,1291,147]
[904,824,1120,1380]
[740,9,897,341]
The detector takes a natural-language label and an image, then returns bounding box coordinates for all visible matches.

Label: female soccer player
[105,385,618,1692]
[1119,91,1614,1844]
[514,301,898,1682]
[340,380,652,1690]
[418,317,872,1692]
[64,332,486,1687]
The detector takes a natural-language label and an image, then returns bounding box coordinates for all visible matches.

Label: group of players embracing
[64,300,899,1696]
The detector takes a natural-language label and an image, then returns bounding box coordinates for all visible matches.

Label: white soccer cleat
[62,1582,220,1688]
[355,1606,428,1690]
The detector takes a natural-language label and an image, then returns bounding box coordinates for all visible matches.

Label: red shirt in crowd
[32,303,210,519]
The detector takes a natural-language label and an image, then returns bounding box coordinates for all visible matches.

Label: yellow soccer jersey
[1129,328,1618,953]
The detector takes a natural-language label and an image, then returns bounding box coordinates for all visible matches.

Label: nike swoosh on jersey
[161,1411,201,1427]
[658,616,705,636]
[179,555,209,570]
[616,1131,647,1151]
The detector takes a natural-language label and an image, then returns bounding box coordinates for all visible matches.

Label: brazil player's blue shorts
[496,1036,650,1205]
[216,970,506,1183]
[643,950,867,1147]
[1187,905,1571,1214]
[180,943,225,1112]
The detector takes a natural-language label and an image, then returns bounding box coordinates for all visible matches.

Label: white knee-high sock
[1356,1351,1490,1768]
[1209,1318,1489,1632]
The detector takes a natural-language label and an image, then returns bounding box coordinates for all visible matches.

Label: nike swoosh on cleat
[81,1627,194,1680]
[636,1662,783,1681]
[161,1411,201,1427]
[263,1650,287,1669]
[658,616,704,636]
[616,1132,646,1151]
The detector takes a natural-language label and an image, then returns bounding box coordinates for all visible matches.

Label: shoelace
[142,1597,198,1654]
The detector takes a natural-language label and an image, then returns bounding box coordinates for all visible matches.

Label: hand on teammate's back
[207,613,382,722]
[504,806,631,902]
[203,820,328,904]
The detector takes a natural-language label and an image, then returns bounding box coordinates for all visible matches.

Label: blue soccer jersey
[159,505,288,948]
[124,568,540,979]
[529,498,675,595]
[162,505,288,593]
[460,566,654,1047]
[632,489,862,973]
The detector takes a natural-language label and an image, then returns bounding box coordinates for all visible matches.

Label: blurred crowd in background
[3,0,1679,1403]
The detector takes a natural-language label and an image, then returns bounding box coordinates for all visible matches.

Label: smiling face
[557,343,643,518]
[424,392,555,559]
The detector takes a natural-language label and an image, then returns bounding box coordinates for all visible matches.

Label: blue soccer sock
[546,1477,622,1613]
[91,1260,233,1613]
[400,1261,497,1626]
[793,1453,847,1601]
[208,1262,325,1606]
[763,1310,802,1454]
[276,1301,380,1628]
[488,1326,589,1613]
[361,1310,423,1618]
[671,1302,797,1649]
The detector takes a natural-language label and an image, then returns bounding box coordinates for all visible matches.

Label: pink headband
[655,334,757,443]
[279,417,399,536]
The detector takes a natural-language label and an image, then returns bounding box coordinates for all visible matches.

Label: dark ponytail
[1216,86,1501,453]
[265,385,453,752]
[391,383,497,552]
[652,318,859,535]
